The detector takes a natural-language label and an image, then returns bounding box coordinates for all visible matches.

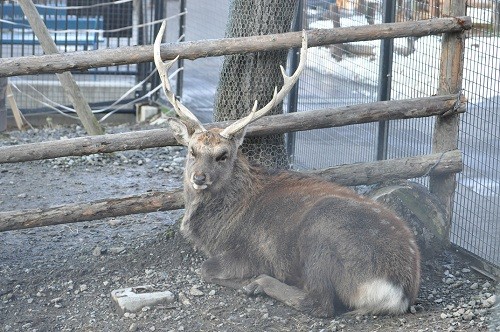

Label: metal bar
[286,0,304,164]
[150,0,164,100]
[376,0,396,161]
[175,0,187,99]
[136,0,147,99]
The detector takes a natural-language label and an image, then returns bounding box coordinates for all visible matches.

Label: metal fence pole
[136,1,147,99]
[376,0,396,160]
[175,0,187,99]
[151,0,164,98]
[286,0,304,164]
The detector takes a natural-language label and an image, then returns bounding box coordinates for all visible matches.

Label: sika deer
[154,22,420,317]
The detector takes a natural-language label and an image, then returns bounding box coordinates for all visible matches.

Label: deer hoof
[243,280,265,296]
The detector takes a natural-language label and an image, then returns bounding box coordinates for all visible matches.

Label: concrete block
[111,285,175,314]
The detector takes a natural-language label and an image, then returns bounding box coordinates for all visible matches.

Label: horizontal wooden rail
[0,94,464,164]
[0,16,471,77]
[0,150,462,232]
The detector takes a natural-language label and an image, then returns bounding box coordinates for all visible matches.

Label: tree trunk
[214,0,298,168]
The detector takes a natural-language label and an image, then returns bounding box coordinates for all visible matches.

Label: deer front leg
[243,274,334,317]
[243,275,307,309]
[201,256,253,290]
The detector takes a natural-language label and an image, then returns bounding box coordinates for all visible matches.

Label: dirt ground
[0,123,498,332]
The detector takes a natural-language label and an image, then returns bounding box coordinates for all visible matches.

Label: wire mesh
[293,0,380,170]
[171,1,229,124]
[454,6,500,266]
[386,0,500,268]
[214,0,298,169]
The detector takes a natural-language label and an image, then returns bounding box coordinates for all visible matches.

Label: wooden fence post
[0,77,6,132]
[429,0,466,236]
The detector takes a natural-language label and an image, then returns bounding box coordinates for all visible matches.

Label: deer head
[154,20,308,192]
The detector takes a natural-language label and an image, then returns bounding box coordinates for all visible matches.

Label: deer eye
[215,151,228,162]
[189,148,196,158]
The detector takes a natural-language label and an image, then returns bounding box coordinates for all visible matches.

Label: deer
[154,21,421,317]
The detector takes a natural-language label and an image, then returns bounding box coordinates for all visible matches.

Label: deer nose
[193,173,207,185]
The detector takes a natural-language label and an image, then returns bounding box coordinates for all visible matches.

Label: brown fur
[168,119,421,317]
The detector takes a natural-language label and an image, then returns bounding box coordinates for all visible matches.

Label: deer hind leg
[243,274,335,317]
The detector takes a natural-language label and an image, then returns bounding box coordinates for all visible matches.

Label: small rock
[208,290,216,296]
[444,278,454,284]
[93,246,105,256]
[50,297,62,305]
[482,282,491,289]
[482,295,496,308]
[461,268,471,273]
[109,247,126,254]
[440,313,448,319]
[178,292,191,306]
[79,284,88,292]
[190,286,204,296]
[470,283,479,290]
[434,298,444,303]
[108,219,122,226]
[463,310,474,320]
[129,323,138,331]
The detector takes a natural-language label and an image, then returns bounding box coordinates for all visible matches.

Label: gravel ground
[0,123,498,331]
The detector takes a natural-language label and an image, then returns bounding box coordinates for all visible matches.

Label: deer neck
[180,153,263,246]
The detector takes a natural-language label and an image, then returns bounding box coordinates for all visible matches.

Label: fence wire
[293,0,380,169]
[455,3,500,266]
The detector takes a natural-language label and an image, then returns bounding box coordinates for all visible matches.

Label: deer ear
[167,117,192,146]
[231,126,247,147]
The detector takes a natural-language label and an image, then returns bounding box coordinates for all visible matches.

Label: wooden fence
[0,14,470,234]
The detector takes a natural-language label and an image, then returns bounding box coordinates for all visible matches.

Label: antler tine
[220,30,308,139]
[154,20,205,130]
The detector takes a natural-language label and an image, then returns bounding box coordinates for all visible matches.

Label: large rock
[369,181,449,261]
[111,285,175,314]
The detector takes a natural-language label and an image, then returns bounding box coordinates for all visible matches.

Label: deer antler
[219,30,308,139]
[154,20,205,131]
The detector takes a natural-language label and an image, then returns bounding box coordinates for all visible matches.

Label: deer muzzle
[191,173,208,190]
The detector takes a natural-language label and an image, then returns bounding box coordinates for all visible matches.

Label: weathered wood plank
[429,0,466,233]
[311,150,462,186]
[0,150,462,232]
[0,94,464,164]
[0,191,185,232]
[0,17,471,78]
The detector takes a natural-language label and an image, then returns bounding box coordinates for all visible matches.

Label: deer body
[154,24,420,317]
